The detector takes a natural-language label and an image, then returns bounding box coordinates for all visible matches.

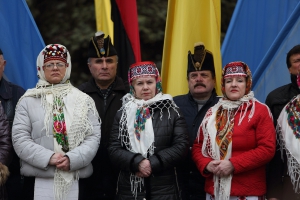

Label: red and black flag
[111,0,141,82]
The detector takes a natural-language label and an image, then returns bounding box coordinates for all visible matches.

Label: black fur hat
[88,31,117,58]
[187,42,215,77]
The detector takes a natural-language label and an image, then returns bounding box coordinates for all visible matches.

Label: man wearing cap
[78,31,129,200]
[173,42,220,200]
[0,48,25,200]
[266,45,300,200]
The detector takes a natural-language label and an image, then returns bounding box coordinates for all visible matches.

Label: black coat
[0,102,12,200]
[173,89,220,200]
[78,77,129,200]
[0,78,25,200]
[266,78,300,200]
[108,99,189,200]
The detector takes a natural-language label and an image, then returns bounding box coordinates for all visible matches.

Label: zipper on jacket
[116,171,121,194]
[174,167,182,200]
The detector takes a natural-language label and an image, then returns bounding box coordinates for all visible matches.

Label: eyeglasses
[44,62,66,69]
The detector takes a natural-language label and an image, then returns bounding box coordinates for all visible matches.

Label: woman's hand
[138,159,152,177]
[49,153,64,165]
[135,172,145,177]
[205,160,221,173]
[56,156,70,171]
[213,160,234,177]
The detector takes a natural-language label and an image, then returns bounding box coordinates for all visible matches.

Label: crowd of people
[0,31,300,200]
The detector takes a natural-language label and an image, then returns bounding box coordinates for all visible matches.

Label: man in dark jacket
[78,31,129,200]
[173,42,220,200]
[266,44,300,200]
[0,103,12,200]
[0,48,25,200]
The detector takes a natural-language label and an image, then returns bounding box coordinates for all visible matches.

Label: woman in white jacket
[12,44,101,200]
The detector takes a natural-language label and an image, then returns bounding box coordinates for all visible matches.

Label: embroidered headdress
[43,44,68,63]
[128,61,162,95]
[221,61,252,98]
[88,31,117,58]
[36,44,71,84]
[187,42,215,78]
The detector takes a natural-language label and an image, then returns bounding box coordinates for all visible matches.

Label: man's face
[288,53,300,75]
[88,55,118,87]
[188,70,215,100]
[0,55,6,80]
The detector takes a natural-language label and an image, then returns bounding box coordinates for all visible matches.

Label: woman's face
[132,76,156,100]
[224,76,246,100]
[43,59,67,84]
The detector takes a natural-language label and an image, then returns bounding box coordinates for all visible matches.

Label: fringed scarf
[19,44,99,200]
[200,91,257,200]
[19,80,98,200]
[277,94,300,193]
[118,92,179,199]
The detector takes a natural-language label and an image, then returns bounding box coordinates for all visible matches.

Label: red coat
[192,101,276,196]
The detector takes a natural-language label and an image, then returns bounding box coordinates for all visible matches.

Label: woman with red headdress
[192,61,276,200]
[12,44,100,200]
[108,61,189,200]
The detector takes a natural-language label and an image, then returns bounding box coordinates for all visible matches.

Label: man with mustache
[173,42,219,200]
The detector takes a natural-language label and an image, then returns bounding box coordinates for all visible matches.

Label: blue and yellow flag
[161,0,221,96]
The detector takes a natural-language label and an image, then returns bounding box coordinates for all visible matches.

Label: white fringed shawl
[118,92,179,198]
[277,95,300,193]
[200,91,257,200]
[19,80,98,200]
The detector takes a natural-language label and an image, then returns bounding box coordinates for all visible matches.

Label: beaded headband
[223,62,247,79]
[128,61,158,83]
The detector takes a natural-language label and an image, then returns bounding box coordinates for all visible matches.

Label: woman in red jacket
[192,61,276,200]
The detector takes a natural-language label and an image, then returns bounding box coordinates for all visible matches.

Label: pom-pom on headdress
[43,44,68,64]
[36,44,71,84]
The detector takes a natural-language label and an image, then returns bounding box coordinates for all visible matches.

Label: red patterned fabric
[192,101,276,196]
[128,61,158,83]
[42,44,68,64]
[221,61,252,97]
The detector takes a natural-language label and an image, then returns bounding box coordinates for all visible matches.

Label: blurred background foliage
[26,0,237,86]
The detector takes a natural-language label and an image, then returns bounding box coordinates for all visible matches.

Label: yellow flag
[161,0,222,96]
[94,0,114,42]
